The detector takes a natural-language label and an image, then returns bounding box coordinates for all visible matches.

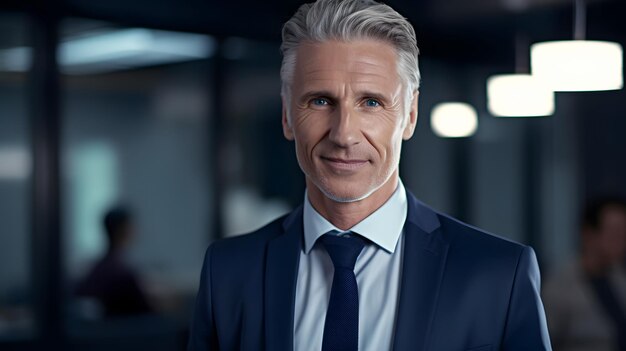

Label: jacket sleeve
[501,246,552,350]
[188,244,219,350]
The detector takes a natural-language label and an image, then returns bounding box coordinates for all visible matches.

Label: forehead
[292,39,401,90]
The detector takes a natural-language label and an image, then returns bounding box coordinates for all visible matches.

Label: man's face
[282,40,418,202]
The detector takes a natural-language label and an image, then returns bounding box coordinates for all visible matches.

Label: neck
[307,172,399,231]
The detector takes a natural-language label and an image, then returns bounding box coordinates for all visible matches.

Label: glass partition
[60,18,214,349]
[0,12,33,341]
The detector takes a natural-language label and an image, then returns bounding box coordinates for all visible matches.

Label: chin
[316,181,375,203]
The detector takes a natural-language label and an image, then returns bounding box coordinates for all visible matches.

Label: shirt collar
[303,180,407,254]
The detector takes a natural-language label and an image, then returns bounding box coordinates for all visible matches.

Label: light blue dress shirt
[294,180,407,351]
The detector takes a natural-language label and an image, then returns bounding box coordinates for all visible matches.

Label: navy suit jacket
[188,190,552,350]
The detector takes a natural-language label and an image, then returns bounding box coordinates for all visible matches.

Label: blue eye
[365,99,380,107]
[312,98,328,106]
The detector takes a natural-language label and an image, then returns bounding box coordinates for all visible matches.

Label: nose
[328,105,361,147]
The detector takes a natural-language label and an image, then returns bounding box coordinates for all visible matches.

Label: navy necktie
[320,232,365,351]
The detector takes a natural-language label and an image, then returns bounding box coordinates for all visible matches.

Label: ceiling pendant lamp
[430,102,478,138]
[531,0,623,92]
[487,74,555,117]
[487,35,555,117]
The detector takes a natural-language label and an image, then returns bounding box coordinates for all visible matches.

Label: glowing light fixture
[0,28,215,74]
[487,74,555,117]
[60,28,215,74]
[430,102,478,138]
[531,40,623,91]
[530,0,623,92]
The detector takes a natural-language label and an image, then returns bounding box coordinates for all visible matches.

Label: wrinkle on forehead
[294,40,400,82]
[293,40,403,98]
[301,69,390,83]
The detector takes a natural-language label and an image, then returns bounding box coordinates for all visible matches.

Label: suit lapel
[264,206,303,351]
[392,192,449,351]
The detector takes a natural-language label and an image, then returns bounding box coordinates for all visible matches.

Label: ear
[402,91,419,140]
[282,95,294,141]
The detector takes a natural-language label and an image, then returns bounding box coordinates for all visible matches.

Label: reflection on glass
[66,142,119,263]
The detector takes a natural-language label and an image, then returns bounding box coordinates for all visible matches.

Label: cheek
[294,137,312,163]
[293,126,324,160]
[297,110,332,134]
[363,118,405,160]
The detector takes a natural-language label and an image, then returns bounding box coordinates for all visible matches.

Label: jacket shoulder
[438,213,528,253]
[209,212,290,258]
[406,191,528,258]
[436,211,529,263]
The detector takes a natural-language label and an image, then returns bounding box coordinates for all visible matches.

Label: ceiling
[2,0,625,65]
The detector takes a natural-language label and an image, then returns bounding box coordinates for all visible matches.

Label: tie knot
[320,232,365,270]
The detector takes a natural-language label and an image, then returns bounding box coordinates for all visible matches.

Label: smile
[321,157,369,172]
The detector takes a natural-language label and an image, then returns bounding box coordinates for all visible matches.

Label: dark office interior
[1,0,626,350]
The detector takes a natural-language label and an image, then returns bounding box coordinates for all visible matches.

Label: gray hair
[280,0,420,109]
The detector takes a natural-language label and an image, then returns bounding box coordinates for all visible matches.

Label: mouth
[320,156,369,172]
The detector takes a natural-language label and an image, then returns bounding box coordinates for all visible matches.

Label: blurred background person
[75,206,153,318]
[543,198,626,351]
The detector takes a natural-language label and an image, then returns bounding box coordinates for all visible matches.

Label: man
[543,198,626,351]
[188,0,551,350]
[76,207,152,317]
